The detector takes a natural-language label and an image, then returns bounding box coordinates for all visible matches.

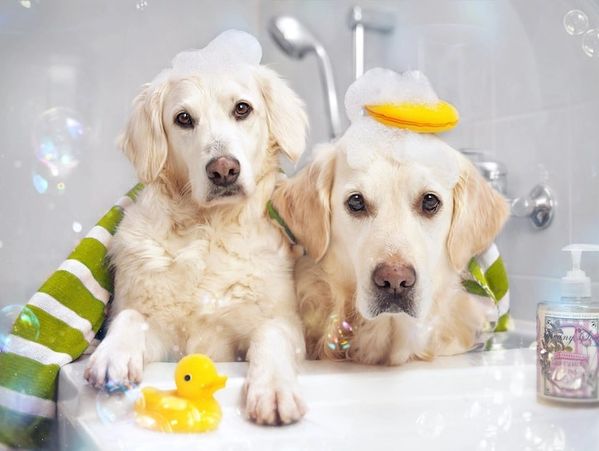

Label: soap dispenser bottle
[537,244,599,404]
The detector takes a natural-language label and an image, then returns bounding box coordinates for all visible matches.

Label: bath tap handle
[509,184,555,230]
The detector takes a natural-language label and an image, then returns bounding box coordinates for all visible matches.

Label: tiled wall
[1,0,598,321]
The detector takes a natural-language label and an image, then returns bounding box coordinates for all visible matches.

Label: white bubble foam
[345,68,440,123]
[339,117,460,188]
[151,29,262,86]
[339,68,460,187]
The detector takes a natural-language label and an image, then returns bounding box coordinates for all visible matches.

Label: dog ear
[447,155,510,271]
[255,66,308,162]
[119,83,168,184]
[271,144,336,261]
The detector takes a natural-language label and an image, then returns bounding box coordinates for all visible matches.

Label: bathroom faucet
[461,149,555,230]
[348,6,395,80]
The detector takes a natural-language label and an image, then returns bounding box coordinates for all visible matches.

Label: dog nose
[372,262,416,296]
[206,156,240,187]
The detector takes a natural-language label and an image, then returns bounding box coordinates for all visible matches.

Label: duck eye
[184,374,192,382]
[233,101,252,120]
[175,111,193,128]
[347,193,366,214]
[421,193,441,216]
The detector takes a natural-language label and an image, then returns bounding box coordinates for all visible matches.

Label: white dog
[271,70,509,366]
[84,31,308,425]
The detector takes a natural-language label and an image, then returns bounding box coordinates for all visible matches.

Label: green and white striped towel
[0,184,143,449]
[0,184,509,448]
[464,243,511,332]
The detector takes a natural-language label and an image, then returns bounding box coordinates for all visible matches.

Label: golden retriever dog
[84,31,308,425]
[271,70,509,366]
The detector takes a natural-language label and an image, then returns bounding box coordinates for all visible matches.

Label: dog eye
[184,374,192,382]
[421,193,441,216]
[233,101,253,120]
[347,193,366,213]
[175,111,194,128]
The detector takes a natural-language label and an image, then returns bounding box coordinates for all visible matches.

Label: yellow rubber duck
[134,354,227,433]
[364,101,459,133]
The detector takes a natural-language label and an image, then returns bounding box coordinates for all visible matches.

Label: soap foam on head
[344,68,440,123]
[151,29,262,86]
[339,118,460,188]
[340,67,459,187]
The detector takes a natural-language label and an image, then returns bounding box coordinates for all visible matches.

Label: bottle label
[538,311,599,401]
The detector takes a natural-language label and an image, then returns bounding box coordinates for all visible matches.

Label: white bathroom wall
[1,0,598,322]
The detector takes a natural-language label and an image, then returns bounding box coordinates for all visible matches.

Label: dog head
[120,32,306,207]
[272,125,508,321]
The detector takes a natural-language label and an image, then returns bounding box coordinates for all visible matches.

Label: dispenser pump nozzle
[561,244,599,298]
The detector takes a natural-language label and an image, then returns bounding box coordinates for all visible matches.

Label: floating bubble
[563,10,589,36]
[136,0,148,11]
[31,107,87,194]
[19,0,32,8]
[0,241,3,249]
[32,172,48,194]
[96,388,139,424]
[325,315,353,353]
[415,411,446,438]
[523,422,566,449]
[72,221,82,233]
[582,28,599,57]
[0,305,40,351]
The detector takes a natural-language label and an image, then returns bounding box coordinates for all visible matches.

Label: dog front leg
[244,317,306,425]
[84,309,164,389]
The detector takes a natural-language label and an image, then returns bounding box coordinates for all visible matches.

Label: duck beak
[213,374,227,391]
[204,374,227,393]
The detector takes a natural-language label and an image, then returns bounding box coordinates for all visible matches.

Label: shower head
[268,15,342,139]
[268,16,324,59]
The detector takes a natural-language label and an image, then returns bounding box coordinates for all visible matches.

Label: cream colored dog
[272,114,509,366]
[84,31,308,425]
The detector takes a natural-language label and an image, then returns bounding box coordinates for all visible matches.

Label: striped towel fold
[0,184,143,449]
[463,243,511,332]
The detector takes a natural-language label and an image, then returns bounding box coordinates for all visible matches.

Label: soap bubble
[32,172,49,194]
[563,10,589,36]
[136,0,148,11]
[96,387,140,424]
[415,411,446,438]
[523,423,566,449]
[151,30,262,87]
[72,221,82,233]
[325,315,353,353]
[582,28,599,57]
[0,305,40,351]
[31,107,87,194]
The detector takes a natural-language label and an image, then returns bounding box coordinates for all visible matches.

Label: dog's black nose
[372,262,416,296]
[206,156,240,187]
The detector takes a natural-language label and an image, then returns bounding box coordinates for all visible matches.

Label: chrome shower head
[268,16,323,59]
[268,15,342,139]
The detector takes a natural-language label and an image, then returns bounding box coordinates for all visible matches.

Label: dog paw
[84,340,144,390]
[243,379,306,425]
